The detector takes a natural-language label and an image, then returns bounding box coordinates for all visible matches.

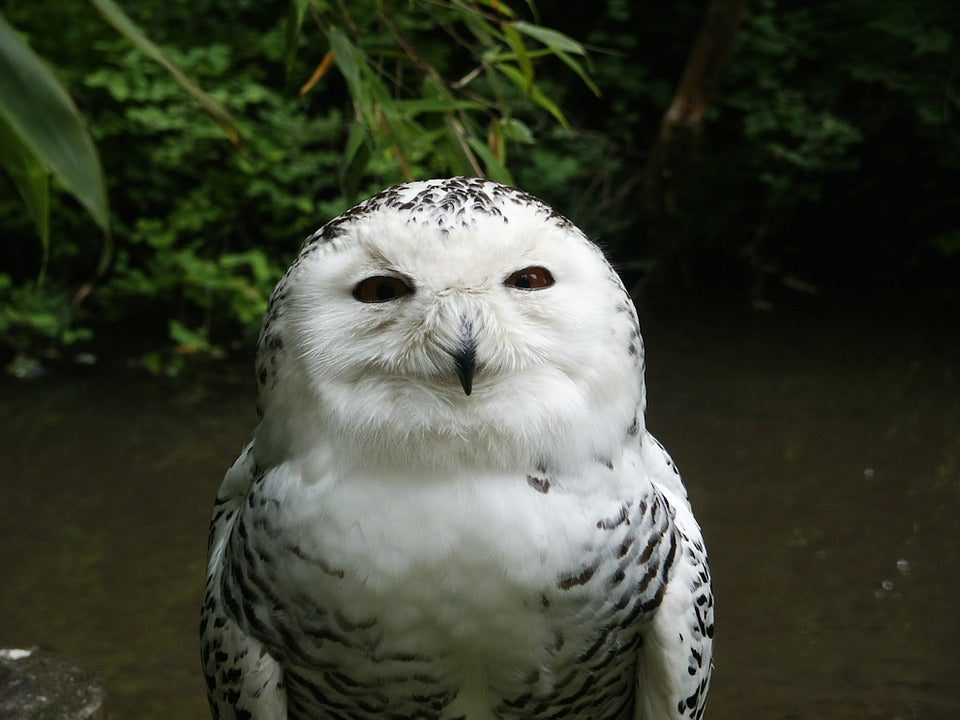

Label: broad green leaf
[495,64,568,127]
[0,12,108,233]
[0,113,50,249]
[511,21,586,55]
[88,0,242,146]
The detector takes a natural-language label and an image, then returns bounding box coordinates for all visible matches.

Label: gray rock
[0,648,105,719]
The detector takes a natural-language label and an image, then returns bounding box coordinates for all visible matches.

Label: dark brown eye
[352,276,413,303]
[504,266,554,290]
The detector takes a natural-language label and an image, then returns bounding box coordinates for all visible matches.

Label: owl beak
[452,330,476,396]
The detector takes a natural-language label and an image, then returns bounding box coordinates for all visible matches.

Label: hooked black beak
[452,327,476,396]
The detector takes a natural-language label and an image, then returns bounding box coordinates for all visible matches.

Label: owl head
[253,177,645,475]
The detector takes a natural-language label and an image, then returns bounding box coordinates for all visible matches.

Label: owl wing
[200,443,287,720]
[635,433,714,720]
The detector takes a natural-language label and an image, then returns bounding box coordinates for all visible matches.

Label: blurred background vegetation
[1,0,958,375]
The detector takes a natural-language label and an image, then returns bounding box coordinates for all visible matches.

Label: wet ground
[1,286,958,719]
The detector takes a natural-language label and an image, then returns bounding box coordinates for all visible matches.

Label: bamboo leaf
[342,122,368,172]
[498,117,534,144]
[554,49,600,97]
[329,24,376,128]
[0,12,109,233]
[461,11,498,49]
[339,122,370,197]
[467,136,514,185]
[502,24,534,90]
[495,63,568,127]
[88,0,242,146]
[285,0,312,77]
[395,98,485,117]
[328,26,361,97]
[511,21,586,55]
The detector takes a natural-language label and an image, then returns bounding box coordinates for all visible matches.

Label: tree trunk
[640,0,748,269]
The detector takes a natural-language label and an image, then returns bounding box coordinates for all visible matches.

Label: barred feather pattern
[201,435,712,720]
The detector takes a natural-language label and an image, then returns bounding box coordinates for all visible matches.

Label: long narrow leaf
[460,11,499,50]
[88,0,242,146]
[495,63,568,127]
[511,21,587,55]
[555,49,600,96]
[0,13,108,233]
[466,136,514,185]
[329,24,378,129]
[395,98,485,117]
[285,0,312,77]
[498,117,534,144]
[328,27,362,97]
[502,24,534,91]
[339,122,370,197]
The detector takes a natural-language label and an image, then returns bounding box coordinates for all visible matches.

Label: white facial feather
[253,177,645,476]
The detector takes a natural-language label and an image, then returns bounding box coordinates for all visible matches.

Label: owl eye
[504,266,554,291]
[353,276,414,303]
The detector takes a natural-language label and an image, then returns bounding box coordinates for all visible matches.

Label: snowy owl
[201,176,713,720]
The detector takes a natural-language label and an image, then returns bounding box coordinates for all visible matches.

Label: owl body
[202,177,712,720]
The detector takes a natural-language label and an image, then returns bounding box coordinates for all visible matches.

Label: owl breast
[217,447,679,719]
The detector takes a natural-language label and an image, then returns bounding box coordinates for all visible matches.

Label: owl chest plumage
[217,447,680,720]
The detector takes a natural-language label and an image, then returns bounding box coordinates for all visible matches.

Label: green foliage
[712,0,959,275]
[299,1,594,191]
[85,25,341,357]
[0,11,108,252]
[0,0,593,368]
[724,2,865,208]
[0,274,93,352]
[88,0,241,145]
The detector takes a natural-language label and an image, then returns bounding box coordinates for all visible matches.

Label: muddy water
[1,289,957,719]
